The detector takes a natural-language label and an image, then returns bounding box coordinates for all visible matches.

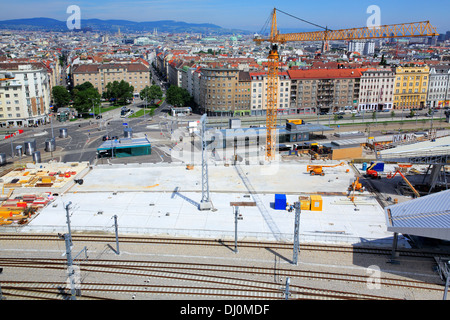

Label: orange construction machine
[307,162,345,176]
[387,169,421,198]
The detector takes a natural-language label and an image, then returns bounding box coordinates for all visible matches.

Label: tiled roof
[73,62,148,73]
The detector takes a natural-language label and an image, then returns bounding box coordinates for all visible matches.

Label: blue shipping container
[274,194,287,210]
[370,162,385,172]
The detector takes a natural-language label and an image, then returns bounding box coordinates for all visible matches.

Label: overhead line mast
[254,8,439,161]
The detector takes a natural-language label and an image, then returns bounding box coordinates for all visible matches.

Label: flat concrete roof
[13,161,409,248]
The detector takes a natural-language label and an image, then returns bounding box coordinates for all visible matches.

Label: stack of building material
[22,194,37,204]
[32,196,49,208]
[0,202,26,225]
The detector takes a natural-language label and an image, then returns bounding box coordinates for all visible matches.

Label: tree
[71,82,101,114]
[73,81,94,92]
[140,85,163,104]
[103,80,134,105]
[52,86,71,110]
[166,85,191,107]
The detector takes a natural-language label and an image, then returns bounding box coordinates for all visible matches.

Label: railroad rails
[0,257,444,300]
[0,233,447,259]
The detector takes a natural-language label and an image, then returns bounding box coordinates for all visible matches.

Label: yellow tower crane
[254,8,439,161]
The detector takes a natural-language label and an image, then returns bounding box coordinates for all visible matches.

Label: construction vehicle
[307,161,345,176]
[253,8,438,161]
[349,177,365,193]
[366,162,385,179]
[348,177,364,203]
[387,169,421,198]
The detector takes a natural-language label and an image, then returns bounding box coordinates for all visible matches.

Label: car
[111,136,119,140]
[406,114,415,118]
[102,135,110,141]
[336,115,344,119]
[97,150,112,158]
[96,115,102,119]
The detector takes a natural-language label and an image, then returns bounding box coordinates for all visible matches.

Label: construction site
[0,115,447,252]
[1,7,450,302]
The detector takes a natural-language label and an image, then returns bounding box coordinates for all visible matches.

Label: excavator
[307,161,346,176]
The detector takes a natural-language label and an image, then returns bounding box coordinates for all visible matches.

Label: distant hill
[0,17,250,35]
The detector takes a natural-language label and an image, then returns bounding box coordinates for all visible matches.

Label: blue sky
[0,0,448,32]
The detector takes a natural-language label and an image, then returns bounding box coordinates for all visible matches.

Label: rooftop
[7,161,409,248]
[287,68,363,80]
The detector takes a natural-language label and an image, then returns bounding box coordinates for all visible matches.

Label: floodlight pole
[234,206,240,254]
[199,114,212,210]
[293,202,301,265]
[63,233,77,300]
[113,215,120,255]
[229,202,255,254]
[284,277,291,300]
[65,202,73,246]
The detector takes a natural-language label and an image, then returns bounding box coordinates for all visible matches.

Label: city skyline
[0,0,449,33]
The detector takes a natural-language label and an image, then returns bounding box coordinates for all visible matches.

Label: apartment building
[72,62,150,95]
[393,65,429,110]
[288,69,362,114]
[358,68,395,112]
[427,65,450,108]
[348,41,375,56]
[235,71,251,116]
[249,71,291,116]
[0,63,51,127]
[199,67,240,116]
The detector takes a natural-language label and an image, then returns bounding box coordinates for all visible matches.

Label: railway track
[0,233,447,259]
[0,257,444,300]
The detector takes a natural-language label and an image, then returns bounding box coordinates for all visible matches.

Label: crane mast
[254,8,439,161]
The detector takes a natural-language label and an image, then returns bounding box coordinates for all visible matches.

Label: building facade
[0,63,51,127]
[199,67,241,116]
[393,65,429,110]
[235,71,251,116]
[249,71,291,116]
[348,41,375,56]
[72,62,150,95]
[358,68,395,112]
[288,69,362,114]
[427,65,450,109]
